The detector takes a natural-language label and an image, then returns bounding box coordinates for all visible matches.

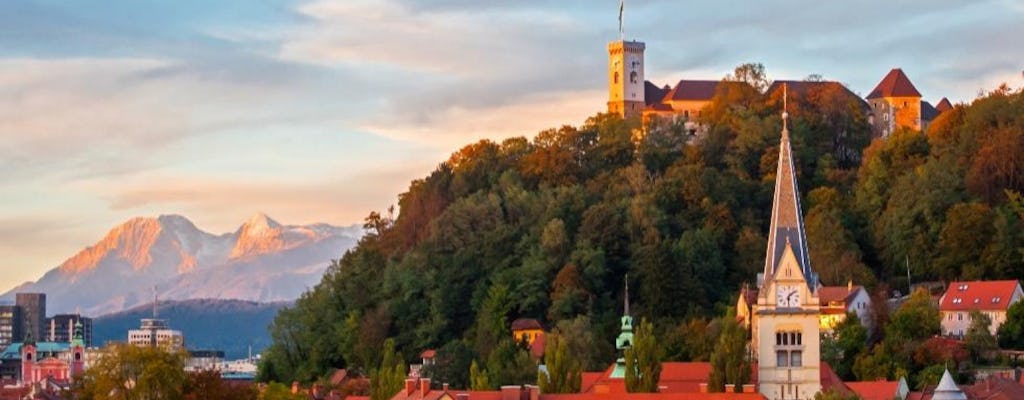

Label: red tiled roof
[421,349,436,359]
[542,394,764,400]
[767,80,870,113]
[579,372,604,393]
[818,286,863,306]
[867,68,922,99]
[939,280,1022,311]
[511,319,542,331]
[645,81,671,106]
[819,362,854,397]
[963,376,1024,400]
[846,381,900,400]
[329,368,348,385]
[665,80,722,102]
[935,97,953,113]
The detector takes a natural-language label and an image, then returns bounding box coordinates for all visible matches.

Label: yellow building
[607,40,646,119]
[867,68,923,137]
[510,318,543,345]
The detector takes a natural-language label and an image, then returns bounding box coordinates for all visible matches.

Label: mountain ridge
[2,213,363,316]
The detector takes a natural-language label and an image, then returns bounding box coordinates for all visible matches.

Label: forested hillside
[258,65,1024,387]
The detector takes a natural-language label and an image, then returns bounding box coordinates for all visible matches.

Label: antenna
[624,274,630,316]
[153,285,158,319]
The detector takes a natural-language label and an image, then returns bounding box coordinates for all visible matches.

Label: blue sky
[2,0,1023,291]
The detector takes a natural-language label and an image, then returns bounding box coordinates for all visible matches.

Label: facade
[751,110,822,400]
[817,283,872,332]
[46,314,92,347]
[127,318,184,349]
[866,68,922,136]
[938,280,1024,337]
[0,305,22,350]
[606,40,646,119]
[0,322,86,386]
[15,293,46,343]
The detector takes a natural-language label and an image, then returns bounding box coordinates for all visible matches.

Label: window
[790,351,803,367]
[958,313,963,321]
[614,72,619,84]
[777,351,788,367]
[630,71,638,84]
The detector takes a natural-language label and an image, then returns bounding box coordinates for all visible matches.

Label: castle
[606,39,953,137]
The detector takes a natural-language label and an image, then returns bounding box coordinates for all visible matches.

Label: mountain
[93,298,289,360]
[2,213,362,316]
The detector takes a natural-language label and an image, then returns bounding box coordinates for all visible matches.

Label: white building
[939,280,1023,337]
[818,282,873,332]
[128,318,184,349]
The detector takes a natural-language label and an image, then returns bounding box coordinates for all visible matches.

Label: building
[938,280,1024,337]
[46,314,92,347]
[128,318,184,349]
[750,106,823,400]
[817,282,872,332]
[0,305,22,350]
[15,293,46,344]
[0,321,86,387]
[606,40,646,119]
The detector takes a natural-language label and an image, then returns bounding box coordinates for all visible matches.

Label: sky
[2,0,1023,291]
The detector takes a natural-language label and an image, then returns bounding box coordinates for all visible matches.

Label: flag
[618,0,624,36]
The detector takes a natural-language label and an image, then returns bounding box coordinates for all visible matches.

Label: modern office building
[15,293,45,342]
[0,305,22,349]
[128,318,184,350]
[47,314,93,347]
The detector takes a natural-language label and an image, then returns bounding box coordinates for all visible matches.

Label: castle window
[630,71,638,84]
[614,72,619,84]
[790,351,803,367]
[776,351,788,367]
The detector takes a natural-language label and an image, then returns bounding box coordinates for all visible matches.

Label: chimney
[725,384,735,393]
[848,279,854,292]
[420,378,431,397]
[699,383,708,393]
[405,379,417,396]
[443,383,449,392]
[742,384,756,393]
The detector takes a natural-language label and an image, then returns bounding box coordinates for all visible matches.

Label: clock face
[776,285,800,307]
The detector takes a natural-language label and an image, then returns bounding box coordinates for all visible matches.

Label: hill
[93,298,290,360]
[258,71,1024,386]
[2,213,362,315]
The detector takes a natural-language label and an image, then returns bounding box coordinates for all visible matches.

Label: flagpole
[618,0,625,40]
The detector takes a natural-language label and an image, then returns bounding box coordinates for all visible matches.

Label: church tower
[752,90,822,400]
[607,40,645,119]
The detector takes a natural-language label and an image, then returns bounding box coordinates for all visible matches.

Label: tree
[537,333,582,393]
[885,288,940,344]
[814,389,859,400]
[185,369,257,400]
[259,382,306,400]
[998,300,1024,350]
[484,339,536,388]
[469,360,491,390]
[965,310,997,363]
[625,319,662,393]
[370,339,406,400]
[821,313,868,380]
[422,340,474,390]
[74,343,188,400]
[708,311,750,392]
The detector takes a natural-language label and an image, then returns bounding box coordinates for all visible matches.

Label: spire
[932,369,966,400]
[762,84,814,286]
[623,274,630,316]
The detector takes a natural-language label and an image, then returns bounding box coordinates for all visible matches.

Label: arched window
[629,71,638,83]
[614,72,619,84]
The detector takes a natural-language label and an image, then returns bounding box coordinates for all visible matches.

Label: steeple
[610,276,634,378]
[762,84,814,287]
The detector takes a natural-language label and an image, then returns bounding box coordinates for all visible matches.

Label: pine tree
[537,333,581,393]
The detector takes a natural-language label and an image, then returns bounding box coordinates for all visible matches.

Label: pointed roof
[762,92,814,286]
[932,369,966,400]
[936,97,953,113]
[867,68,922,99]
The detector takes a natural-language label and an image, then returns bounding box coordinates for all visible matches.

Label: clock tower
[752,99,822,400]
[607,40,645,119]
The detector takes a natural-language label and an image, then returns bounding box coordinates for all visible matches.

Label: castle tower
[866,68,923,137]
[71,320,85,378]
[753,90,822,399]
[607,40,646,119]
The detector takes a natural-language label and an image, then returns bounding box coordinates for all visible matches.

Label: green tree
[259,382,306,400]
[370,339,406,400]
[965,310,997,363]
[74,343,188,400]
[185,369,257,400]
[485,339,536,387]
[469,360,490,390]
[998,300,1024,350]
[708,311,750,392]
[886,288,941,344]
[537,333,582,393]
[422,340,475,390]
[821,312,868,380]
[625,319,662,393]
[852,344,893,381]
[814,389,860,400]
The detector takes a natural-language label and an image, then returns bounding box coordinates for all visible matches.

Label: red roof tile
[867,68,922,99]
[820,362,854,397]
[421,349,436,359]
[963,376,1024,400]
[818,286,863,306]
[935,97,953,113]
[665,80,722,101]
[939,280,1022,311]
[846,381,900,400]
[511,319,543,331]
